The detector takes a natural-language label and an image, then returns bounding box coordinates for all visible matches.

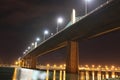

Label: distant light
[15,61,18,65]
[98,65,101,68]
[28,46,31,50]
[92,65,95,67]
[47,64,50,67]
[36,37,40,42]
[85,64,88,67]
[57,17,63,24]
[25,50,28,52]
[44,30,49,35]
[54,64,56,67]
[23,52,26,54]
[31,43,34,46]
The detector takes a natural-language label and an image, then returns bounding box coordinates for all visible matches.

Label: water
[0,67,119,80]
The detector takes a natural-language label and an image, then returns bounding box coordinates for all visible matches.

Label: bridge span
[19,0,120,73]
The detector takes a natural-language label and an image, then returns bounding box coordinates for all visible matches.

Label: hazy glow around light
[57,17,63,24]
[44,30,49,35]
[23,52,26,54]
[85,0,92,2]
[25,50,28,52]
[28,46,31,50]
[36,37,40,42]
[32,43,34,46]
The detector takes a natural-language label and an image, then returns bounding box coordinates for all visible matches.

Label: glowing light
[60,65,63,68]
[47,64,50,67]
[63,64,66,67]
[15,61,18,65]
[31,43,34,46]
[72,9,76,24]
[98,65,101,68]
[92,65,95,67]
[84,0,93,14]
[44,30,49,35]
[57,17,63,24]
[111,65,115,69]
[28,46,31,50]
[53,64,56,67]
[36,37,40,42]
[56,17,63,32]
[23,52,26,54]
[25,50,28,52]
[85,64,88,67]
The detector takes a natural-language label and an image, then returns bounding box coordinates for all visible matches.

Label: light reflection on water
[12,68,119,80]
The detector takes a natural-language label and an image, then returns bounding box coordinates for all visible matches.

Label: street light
[85,0,92,14]
[57,17,63,32]
[35,37,40,48]
[36,37,40,42]
[44,30,49,40]
[23,52,26,54]
[31,43,34,46]
[28,46,31,50]
[25,49,28,54]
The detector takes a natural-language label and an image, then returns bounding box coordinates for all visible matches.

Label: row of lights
[23,17,63,55]
[79,65,120,71]
[45,64,120,71]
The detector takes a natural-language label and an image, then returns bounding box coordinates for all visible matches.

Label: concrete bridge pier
[24,60,29,68]
[66,41,79,80]
[66,41,79,74]
[23,59,30,68]
[30,56,37,69]
[19,59,24,67]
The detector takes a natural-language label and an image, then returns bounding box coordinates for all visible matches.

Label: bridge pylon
[66,40,79,74]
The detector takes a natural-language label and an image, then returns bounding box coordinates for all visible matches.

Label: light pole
[85,0,92,14]
[57,17,63,33]
[35,37,40,48]
[44,30,49,40]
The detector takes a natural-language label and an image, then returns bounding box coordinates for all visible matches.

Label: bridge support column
[22,59,25,67]
[23,59,28,68]
[31,56,37,69]
[19,59,24,67]
[66,41,79,73]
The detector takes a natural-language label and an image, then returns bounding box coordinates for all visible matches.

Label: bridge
[18,0,120,74]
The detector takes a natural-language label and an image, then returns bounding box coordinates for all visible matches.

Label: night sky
[0,0,120,66]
